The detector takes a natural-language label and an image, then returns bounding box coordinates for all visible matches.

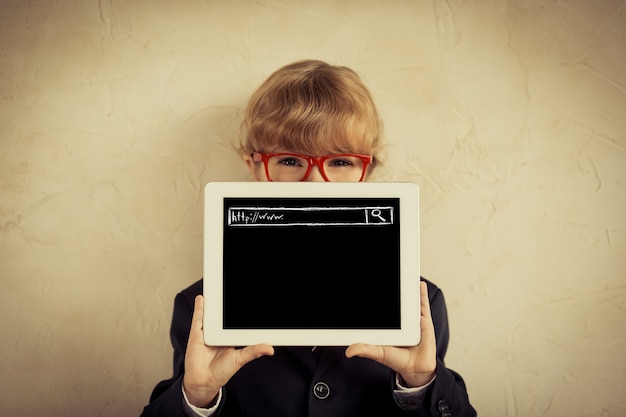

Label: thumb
[234,344,275,369]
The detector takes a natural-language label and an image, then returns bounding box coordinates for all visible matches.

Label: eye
[276,156,304,167]
[327,157,356,167]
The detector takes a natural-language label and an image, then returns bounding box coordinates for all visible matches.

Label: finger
[249,343,275,357]
[346,343,412,375]
[420,281,432,321]
[420,281,435,335]
[188,295,205,344]
[236,344,275,368]
[419,282,435,340]
[345,343,384,360]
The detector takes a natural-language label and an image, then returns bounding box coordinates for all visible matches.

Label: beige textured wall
[1,1,624,416]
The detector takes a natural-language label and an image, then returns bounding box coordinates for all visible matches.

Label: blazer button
[313,382,330,399]
[438,399,452,417]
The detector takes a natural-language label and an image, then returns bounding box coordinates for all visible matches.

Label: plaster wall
[0,1,624,416]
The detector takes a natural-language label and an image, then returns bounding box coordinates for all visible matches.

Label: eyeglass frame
[252,152,373,182]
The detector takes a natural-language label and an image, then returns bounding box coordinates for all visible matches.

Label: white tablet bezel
[203,181,420,346]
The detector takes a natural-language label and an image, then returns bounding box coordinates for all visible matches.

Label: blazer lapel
[313,346,346,378]
[285,346,347,377]
[285,346,317,372]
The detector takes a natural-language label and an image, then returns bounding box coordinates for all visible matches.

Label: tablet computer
[203,181,420,346]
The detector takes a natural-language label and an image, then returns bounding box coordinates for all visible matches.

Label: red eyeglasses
[253,152,372,182]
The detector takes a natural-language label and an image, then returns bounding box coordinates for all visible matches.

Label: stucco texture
[0,0,624,416]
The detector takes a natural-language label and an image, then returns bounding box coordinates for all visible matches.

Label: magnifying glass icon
[370,209,386,222]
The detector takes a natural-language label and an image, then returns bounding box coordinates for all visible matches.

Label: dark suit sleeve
[422,279,476,417]
[140,287,197,417]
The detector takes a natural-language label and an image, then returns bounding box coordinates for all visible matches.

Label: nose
[303,165,326,182]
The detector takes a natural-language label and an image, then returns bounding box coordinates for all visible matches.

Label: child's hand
[345,281,437,388]
[183,295,274,408]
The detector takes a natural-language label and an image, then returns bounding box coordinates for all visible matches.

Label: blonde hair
[239,60,383,168]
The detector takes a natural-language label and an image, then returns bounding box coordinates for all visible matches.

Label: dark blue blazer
[141,278,476,417]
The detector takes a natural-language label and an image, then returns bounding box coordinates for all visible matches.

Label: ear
[242,154,262,181]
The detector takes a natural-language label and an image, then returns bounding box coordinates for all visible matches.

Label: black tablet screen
[222,197,401,330]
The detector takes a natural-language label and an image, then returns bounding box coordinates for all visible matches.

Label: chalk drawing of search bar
[228,206,394,226]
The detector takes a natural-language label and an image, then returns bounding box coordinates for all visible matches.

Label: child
[141,60,476,416]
